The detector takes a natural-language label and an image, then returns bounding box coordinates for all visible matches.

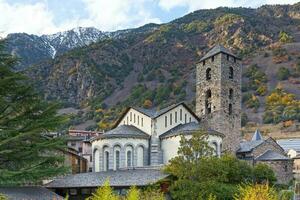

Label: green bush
[253,163,277,185]
[279,31,293,43]
[277,67,290,80]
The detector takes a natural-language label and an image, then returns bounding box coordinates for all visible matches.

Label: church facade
[91,44,239,172]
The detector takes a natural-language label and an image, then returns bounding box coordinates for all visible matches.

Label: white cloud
[81,0,161,31]
[0,0,59,36]
[158,0,299,12]
[0,0,161,36]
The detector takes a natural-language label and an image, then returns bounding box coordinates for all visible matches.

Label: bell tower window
[229,67,233,79]
[229,104,232,115]
[229,89,233,100]
[205,90,212,114]
[206,68,211,80]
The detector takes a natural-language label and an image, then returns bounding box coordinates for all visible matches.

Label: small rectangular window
[185,114,187,123]
[127,116,129,124]
[175,112,177,123]
[130,112,132,121]
[227,55,229,61]
[165,116,167,128]
[229,104,232,115]
[170,113,172,125]
[137,116,139,125]
[90,155,92,162]
[180,109,182,121]
[211,56,214,62]
[134,114,136,123]
[234,57,236,63]
[189,117,192,123]
[203,60,205,66]
[141,118,143,127]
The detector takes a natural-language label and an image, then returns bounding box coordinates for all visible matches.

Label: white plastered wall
[118,108,152,135]
[161,134,223,164]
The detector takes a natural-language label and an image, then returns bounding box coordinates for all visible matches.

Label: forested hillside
[5,3,300,132]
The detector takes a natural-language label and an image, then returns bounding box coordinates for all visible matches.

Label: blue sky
[0,0,298,36]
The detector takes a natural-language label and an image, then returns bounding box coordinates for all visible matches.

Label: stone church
[91,44,241,170]
[47,45,293,196]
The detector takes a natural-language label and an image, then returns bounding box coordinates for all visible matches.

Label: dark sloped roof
[46,168,168,188]
[159,122,224,139]
[0,186,63,200]
[255,150,290,161]
[237,140,265,153]
[277,139,300,152]
[92,125,150,141]
[199,44,240,62]
[251,129,263,141]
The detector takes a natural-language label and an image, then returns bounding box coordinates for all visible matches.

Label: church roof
[0,187,63,200]
[114,102,200,128]
[46,168,168,188]
[237,129,265,153]
[237,140,264,153]
[92,125,149,141]
[255,150,290,161]
[251,129,263,141]
[159,122,224,139]
[199,44,240,62]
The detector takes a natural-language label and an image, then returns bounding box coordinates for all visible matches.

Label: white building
[91,102,224,172]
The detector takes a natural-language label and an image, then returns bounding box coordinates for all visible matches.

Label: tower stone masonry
[196,45,242,153]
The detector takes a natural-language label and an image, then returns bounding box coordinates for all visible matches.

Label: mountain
[5,3,300,129]
[4,25,160,71]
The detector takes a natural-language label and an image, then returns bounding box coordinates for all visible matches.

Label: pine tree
[126,186,140,200]
[87,179,119,200]
[0,40,68,185]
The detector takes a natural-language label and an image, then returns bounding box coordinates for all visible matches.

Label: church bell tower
[196,45,242,153]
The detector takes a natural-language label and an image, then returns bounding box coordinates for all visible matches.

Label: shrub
[246,95,260,110]
[277,67,290,80]
[279,31,293,43]
[234,183,278,200]
[253,164,277,185]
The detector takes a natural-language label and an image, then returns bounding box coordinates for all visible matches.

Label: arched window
[94,149,100,172]
[212,142,218,156]
[104,151,109,171]
[206,68,211,80]
[114,146,121,170]
[127,151,132,167]
[137,146,144,167]
[115,151,120,170]
[229,67,233,79]
[229,103,232,115]
[205,90,212,114]
[126,146,133,167]
[229,89,233,100]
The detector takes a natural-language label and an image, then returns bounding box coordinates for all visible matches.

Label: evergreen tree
[87,179,119,200]
[126,186,140,200]
[0,40,67,185]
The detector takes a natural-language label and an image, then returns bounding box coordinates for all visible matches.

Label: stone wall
[196,52,241,153]
[252,138,285,158]
[256,160,293,185]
